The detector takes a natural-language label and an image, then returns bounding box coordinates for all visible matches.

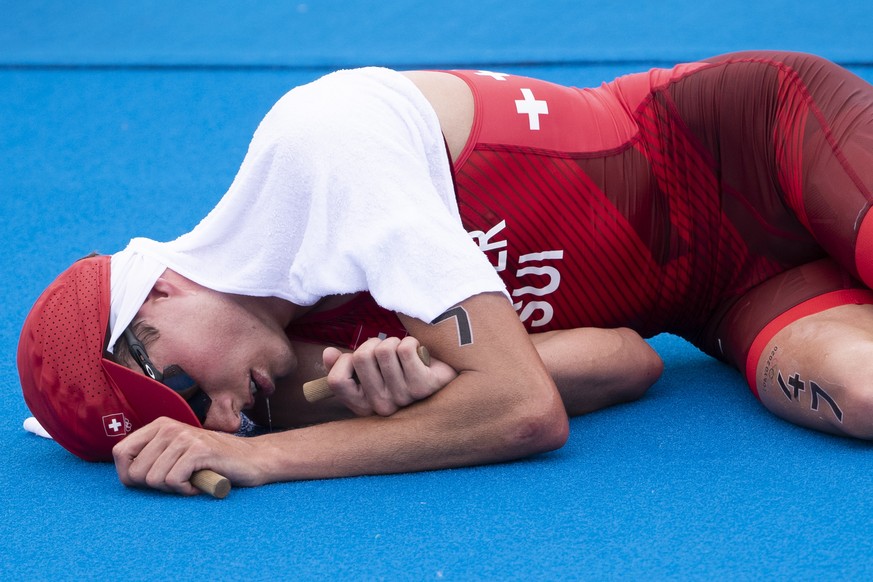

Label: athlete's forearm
[530,327,663,415]
[252,366,569,482]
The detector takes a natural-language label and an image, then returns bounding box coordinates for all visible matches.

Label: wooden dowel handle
[303,346,431,403]
[191,469,231,499]
[302,376,335,403]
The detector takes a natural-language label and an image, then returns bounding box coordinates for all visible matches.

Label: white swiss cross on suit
[475,70,509,81]
[515,88,548,130]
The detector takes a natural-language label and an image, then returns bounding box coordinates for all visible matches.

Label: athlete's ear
[142,273,186,307]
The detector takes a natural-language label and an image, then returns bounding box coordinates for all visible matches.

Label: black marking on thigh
[431,306,473,346]
[810,381,843,422]
[776,371,843,422]
[788,373,806,399]
[777,372,792,399]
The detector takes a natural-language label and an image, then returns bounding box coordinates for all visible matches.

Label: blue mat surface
[3,2,873,580]
[4,0,873,66]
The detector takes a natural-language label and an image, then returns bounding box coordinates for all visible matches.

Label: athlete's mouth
[249,370,276,402]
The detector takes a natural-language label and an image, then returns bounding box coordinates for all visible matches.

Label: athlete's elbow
[513,414,569,454]
[618,328,664,401]
[630,345,664,399]
[508,390,569,454]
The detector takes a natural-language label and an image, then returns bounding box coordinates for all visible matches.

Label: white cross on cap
[476,70,510,81]
[515,88,549,130]
[102,413,129,437]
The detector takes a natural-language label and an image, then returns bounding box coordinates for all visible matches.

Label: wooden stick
[303,346,431,402]
[191,469,231,499]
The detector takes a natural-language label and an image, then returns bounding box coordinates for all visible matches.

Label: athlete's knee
[807,349,873,439]
[836,382,873,440]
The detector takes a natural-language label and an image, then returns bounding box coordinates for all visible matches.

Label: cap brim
[102,359,202,428]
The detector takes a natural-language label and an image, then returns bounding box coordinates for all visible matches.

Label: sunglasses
[122,327,212,424]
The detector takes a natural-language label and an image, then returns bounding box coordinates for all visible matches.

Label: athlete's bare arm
[530,327,662,415]
[320,326,662,418]
[249,325,661,429]
[401,71,474,161]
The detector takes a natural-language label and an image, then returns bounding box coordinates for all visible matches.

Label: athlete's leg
[669,52,873,289]
[744,53,873,436]
[710,259,873,438]
[752,303,873,438]
[709,52,873,284]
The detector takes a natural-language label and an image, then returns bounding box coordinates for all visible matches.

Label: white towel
[23,417,52,439]
[109,67,507,345]
[107,251,167,353]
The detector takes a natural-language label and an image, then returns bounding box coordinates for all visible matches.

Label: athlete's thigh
[754,303,873,438]
[710,258,873,437]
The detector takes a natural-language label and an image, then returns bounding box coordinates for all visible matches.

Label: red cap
[17,255,201,462]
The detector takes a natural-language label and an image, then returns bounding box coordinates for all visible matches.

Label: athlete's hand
[112,417,269,496]
[322,336,458,416]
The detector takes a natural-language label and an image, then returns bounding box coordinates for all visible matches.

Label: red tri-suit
[287,51,873,394]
